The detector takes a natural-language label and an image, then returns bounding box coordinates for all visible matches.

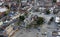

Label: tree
[46,10,50,14]
[32,17,44,27]
[36,17,44,26]
[19,16,25,21]
[53,0,56,3]
[5,5,9,9]
[50,17,54,22]
[4,13,8,16]
[30,17,44,28]
[48,17,54,25]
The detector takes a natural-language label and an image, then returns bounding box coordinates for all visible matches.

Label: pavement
[11,25,47,37]
[8,28,19,37]
[12,29,42,37]
[11,12,58,37]
[12,20,58,37]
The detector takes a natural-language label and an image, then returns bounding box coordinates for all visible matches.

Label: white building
[55,17,60,23]
[57,0,60,2]
[21,0,27,3]
[57,0,60,6]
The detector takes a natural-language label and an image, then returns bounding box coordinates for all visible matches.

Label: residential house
[0,6,8,18]
[52,29,60,37]
[55,16,60,23]
[44,0,53,8]
[5,25,13,35]
[57,0,60,6]
[38,0,45,7]
[55,11,60,23]
[0,0,2,1]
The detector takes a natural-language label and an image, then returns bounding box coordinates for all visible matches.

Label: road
[12,19,58,37]
[12,22,56,37]
[12,11,58,37]
[11,10,57,37]
[12,29,42,37]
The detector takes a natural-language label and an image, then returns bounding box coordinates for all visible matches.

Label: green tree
[25,17,44,29]
[31,17,44,28]
[48,17,54,25]
[50,17,54,21]
[53,0,56,3]
[36,17,44,26]
[46,10,50,14]
[19,16,25,21]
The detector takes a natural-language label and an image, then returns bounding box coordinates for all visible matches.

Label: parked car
[0,28,7,37]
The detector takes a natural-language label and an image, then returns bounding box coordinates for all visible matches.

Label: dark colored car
[0,28,8,37]
[0,28,4,37]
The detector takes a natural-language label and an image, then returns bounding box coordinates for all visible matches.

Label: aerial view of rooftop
[0,0,60,37]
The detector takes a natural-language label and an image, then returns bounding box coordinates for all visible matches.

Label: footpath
[8,28,19,37]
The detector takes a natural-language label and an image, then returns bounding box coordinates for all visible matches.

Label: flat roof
[55,17,60,23]
[58,31,60,35]
[0,7,7,12]
[0,21,3,26]
[0,2,4,5]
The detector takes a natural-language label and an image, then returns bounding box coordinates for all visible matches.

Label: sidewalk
[8,28,19,37]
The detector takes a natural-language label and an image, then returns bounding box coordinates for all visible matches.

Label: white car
[56,32,60,37]
[55,17,60,24]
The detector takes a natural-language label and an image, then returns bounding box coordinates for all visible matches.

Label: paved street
[12,23,56,37]
[0,0,59,37]
[12,29,41,37]
[10,10,58,37]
